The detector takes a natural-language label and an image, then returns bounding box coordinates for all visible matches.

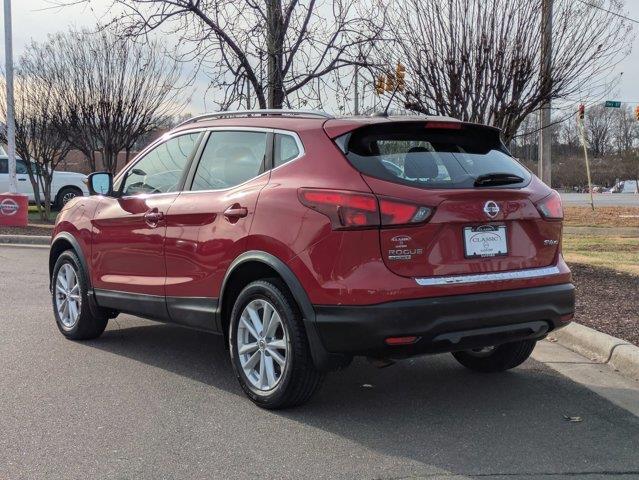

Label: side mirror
[88,171,113,196]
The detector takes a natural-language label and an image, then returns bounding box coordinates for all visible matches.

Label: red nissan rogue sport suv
[49,110,574,409]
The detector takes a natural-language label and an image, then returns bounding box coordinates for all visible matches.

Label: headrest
[404,147,438,179]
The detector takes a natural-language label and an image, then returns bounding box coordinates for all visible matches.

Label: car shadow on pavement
[88,318,639,478]
[285,358,639,477]
[88,318,242,397]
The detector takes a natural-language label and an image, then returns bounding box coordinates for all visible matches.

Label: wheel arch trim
[219,250,350,371]
[49,232,91,291]
[219,250,315,324]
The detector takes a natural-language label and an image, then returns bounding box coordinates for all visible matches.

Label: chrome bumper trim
[415,266,561,286]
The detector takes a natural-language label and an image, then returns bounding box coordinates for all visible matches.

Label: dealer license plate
[463,225,508,258]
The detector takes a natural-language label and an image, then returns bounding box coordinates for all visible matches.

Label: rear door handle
[224,204,248,220]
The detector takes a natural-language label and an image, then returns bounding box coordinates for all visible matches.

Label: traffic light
[635,105,639,121]
[385,72,396,92]
[396,62,406,92]
[375,75,385,95]
[578,104,585,120]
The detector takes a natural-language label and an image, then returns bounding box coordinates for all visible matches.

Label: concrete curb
[0,234,50,246]
[563,226,639,237]
[548,322,639,382]
[0,243,50,250]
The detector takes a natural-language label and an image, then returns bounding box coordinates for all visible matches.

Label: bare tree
[0,70,71,220]
[24,29,184,175]
[558,116,581,150]
[384,0,634,142]
[585,105,615,158]
[612,105,639,155]
[56,0,386,110]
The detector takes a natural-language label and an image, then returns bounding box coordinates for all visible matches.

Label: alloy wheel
[466,346,496,357]
[62,192,77,205]
[236,299,288,391]
[55,263,82,329]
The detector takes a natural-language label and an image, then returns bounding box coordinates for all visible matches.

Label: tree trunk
[82,149,96,172]
[42,174,52,221]
[25,168,44,220]
[103,149,118,175]
[266,0,285,109]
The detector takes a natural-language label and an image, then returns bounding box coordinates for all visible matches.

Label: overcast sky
[2,0,639,115]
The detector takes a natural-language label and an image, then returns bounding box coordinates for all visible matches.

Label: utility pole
[577,106,594,211]
[353,65,359,115]
[538,0,553,186]
[3,0,17,193]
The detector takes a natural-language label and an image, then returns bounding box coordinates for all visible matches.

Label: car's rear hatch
[329,119,562,278]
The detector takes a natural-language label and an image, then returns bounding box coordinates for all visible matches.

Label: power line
[576,0,639,24]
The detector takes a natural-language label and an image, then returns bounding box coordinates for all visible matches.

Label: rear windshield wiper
[474,173,525,187]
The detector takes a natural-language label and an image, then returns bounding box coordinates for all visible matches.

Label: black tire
[228,279,324,409]
[452,339,537,373]
[51,250,108,340]
[54,186,82,210]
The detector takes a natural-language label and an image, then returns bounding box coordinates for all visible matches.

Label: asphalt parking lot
[1,246,638,480]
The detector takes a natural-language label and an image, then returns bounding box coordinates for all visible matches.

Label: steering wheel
[126,182,161,195]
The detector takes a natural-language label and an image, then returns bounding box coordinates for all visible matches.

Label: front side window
[121,133,200,196]
[191,131,267,191]
[0,158,7,174]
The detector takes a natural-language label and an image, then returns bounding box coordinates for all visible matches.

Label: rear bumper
[313,283,574,358]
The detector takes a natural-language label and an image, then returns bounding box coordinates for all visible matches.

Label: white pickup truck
[0,156,89,209]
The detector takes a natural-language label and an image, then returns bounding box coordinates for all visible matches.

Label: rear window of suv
[337,122,531,189]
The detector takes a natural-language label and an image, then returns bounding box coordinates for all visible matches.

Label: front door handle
[224,204,248,221]
[144,209,165,227]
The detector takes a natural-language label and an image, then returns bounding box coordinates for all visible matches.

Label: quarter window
[121,133,200,196]
[191,131,267,191]
[274,133,301,168]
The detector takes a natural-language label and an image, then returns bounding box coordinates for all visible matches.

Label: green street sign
[604,100,622,108]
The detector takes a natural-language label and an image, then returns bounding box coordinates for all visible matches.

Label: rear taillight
[298,188,433,230]
[536,190,563,220]
[379,198,432,226]
[298,189,379,229]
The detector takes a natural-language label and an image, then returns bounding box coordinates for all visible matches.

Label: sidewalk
[532,339,639,417]
[548,323,639,383]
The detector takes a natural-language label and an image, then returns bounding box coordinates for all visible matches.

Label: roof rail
[176,109,333,128]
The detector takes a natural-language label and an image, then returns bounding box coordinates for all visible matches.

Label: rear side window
[339,123,530,189]
[191,131,267,191]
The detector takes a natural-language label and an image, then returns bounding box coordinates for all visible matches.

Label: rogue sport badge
[483,201,500,219]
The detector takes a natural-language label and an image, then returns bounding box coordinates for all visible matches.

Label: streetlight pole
[4,0,17,194]
[538,0,553,186]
